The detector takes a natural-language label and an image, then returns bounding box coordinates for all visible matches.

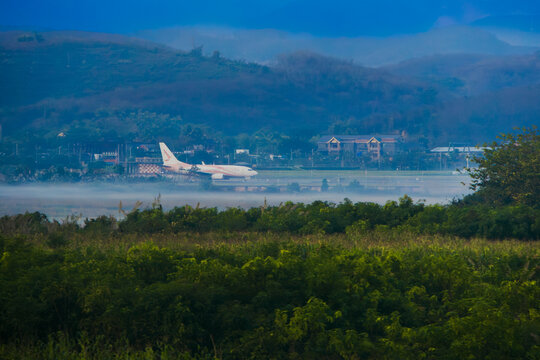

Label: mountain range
[0,29,539,146]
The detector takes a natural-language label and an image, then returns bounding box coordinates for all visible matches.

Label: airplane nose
[253,170,258,176]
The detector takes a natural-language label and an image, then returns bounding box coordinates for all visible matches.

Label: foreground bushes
[0,237,538,359]
[2,197,538,239]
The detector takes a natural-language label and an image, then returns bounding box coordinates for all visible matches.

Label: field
[0,232,538,359]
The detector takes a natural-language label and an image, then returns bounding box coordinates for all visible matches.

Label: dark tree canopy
[469,126,539,207]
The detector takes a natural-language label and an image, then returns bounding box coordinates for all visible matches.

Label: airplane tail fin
[159,142,191,169]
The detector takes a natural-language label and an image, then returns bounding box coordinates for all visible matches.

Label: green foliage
[2,197,539,240]
[83,215,116,235]
[468,126,540,207]
[45,232,68,248]
[0,212,51,235]
[0,237,538,358]
[119,206,169,234]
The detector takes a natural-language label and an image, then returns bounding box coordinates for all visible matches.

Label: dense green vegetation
[0,231,538,359]
[97,198,532,240]
[469,126,539,207]
[1,195,539,241]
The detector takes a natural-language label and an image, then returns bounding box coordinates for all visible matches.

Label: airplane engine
[211,173,224,180]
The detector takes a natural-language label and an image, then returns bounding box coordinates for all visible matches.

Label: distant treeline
[2,196,538,240]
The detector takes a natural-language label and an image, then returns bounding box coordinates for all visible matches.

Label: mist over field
[0,171,471,219]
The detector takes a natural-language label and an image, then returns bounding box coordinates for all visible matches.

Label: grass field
[34,230,540,253]
[1,231,538,359]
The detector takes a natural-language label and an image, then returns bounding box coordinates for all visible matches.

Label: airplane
[159,142,258,180]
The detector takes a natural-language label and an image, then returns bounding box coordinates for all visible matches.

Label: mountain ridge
[0,30,538,144]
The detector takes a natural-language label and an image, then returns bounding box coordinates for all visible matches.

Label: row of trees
[1,196,538,241]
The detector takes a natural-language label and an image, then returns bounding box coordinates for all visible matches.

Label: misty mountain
[384,52,540,96]
[0,30,538,145]
[0,30,435,136]
[138,25,537,66]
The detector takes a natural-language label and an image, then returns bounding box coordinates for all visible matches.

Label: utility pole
[124,143,128,174]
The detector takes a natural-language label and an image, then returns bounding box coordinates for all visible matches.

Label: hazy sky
[1,0,539,36]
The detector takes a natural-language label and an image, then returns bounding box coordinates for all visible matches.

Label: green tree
[468,126,539,207]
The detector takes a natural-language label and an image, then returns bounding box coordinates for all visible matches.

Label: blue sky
[1,0,539,36]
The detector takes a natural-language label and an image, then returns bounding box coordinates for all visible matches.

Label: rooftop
[319,134,401,143]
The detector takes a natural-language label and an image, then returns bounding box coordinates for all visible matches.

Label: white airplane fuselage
[159,142,257,179]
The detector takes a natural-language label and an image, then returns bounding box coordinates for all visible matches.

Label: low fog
[0,172,471,220]
[138,25,539,66]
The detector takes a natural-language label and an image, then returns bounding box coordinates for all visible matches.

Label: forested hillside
[1,30,539,143]
[385,52,540,96]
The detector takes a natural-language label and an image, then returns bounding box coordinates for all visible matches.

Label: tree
[287,182,301,193]
[468,126,539,207]
[321,178,329,192]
